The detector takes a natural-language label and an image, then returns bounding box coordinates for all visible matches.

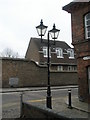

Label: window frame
[84,12,90,39]
[67,49,74,59]
[43,47,48,58]
[56,48,63,58]
[57,66,63,71]
[68,66,77,71]
[43,46,51,58]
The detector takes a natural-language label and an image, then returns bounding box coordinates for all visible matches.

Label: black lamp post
[36,19,60,109]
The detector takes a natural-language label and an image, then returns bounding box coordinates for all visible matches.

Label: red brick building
[25,37,77,72]
[63,2,90,102]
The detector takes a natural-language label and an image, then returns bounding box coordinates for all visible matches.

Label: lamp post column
[46,32,52,109]
[36,20,60,109]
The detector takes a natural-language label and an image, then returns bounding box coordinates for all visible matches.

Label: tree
[0,48,19,58]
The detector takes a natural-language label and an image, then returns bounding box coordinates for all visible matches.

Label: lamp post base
[46,96,52,109]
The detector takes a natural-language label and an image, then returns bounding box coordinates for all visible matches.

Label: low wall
[2,58,78,88]
[50,71,78,86]
[22,102,68,119]
[2,58,47,88]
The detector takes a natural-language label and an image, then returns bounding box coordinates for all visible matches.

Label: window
[67,49,74,59]
[68,66,72,71]
[85,12,90,39]
[57,65,77,72]
[68,66,77,71]
[43,47,47,57]
[56,48,63,58]
[43,47,51,58]
[57,66,63,71]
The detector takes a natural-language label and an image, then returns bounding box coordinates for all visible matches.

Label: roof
[63,1,89,13]
[29,37,71,50]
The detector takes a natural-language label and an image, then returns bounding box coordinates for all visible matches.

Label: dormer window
[67,49,74,59]
[43,47,47,57]
[56,48,63,58]
[85,12,90,39]
[43,47,51,58]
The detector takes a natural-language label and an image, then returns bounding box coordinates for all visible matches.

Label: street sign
[9,77,19,87]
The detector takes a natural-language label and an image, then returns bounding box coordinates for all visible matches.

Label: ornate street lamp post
[36,19,60,109]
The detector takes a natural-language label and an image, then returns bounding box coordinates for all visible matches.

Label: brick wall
[25,39,40,62]
[74,41,90,58]
[50,71,78,86]
[71,3,90,102]
[71,5,89,44]
[2,58,78,88]
[77,58,89,102]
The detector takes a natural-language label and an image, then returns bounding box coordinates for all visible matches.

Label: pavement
[1,85,78,93]
[1,85,90,119]
[51,95,89,119]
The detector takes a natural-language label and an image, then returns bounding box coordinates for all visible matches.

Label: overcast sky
[0,0,73,57]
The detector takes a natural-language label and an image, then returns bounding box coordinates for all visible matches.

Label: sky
[0,0,73,57]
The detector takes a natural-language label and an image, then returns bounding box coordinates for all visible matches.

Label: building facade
[63,2,90,102]
[1,57,78,88]
[25,37,77,72]
[1,37,78,88]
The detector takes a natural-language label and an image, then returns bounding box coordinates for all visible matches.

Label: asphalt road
[2,87,78,118]
[2,87,78,105]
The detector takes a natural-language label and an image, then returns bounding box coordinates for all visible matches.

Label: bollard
[20,92,23,118]
[68,89,72,109]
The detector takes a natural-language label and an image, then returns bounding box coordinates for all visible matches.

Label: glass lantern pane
[50,32,55,39]
[42,28,47,36]
[36,28,41,36]
[36,27,47,36]
[50,31,59,39]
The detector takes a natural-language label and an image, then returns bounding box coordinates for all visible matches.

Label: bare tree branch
[0,48,19,58]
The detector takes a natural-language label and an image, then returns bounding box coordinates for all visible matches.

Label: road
[1,87,78,118]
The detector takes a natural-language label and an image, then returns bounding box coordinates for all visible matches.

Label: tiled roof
[30,37,71,50]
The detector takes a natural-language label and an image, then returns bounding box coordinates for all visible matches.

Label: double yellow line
[27,98,46,103]
[2,97,61,108]
[2,98,46,108]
